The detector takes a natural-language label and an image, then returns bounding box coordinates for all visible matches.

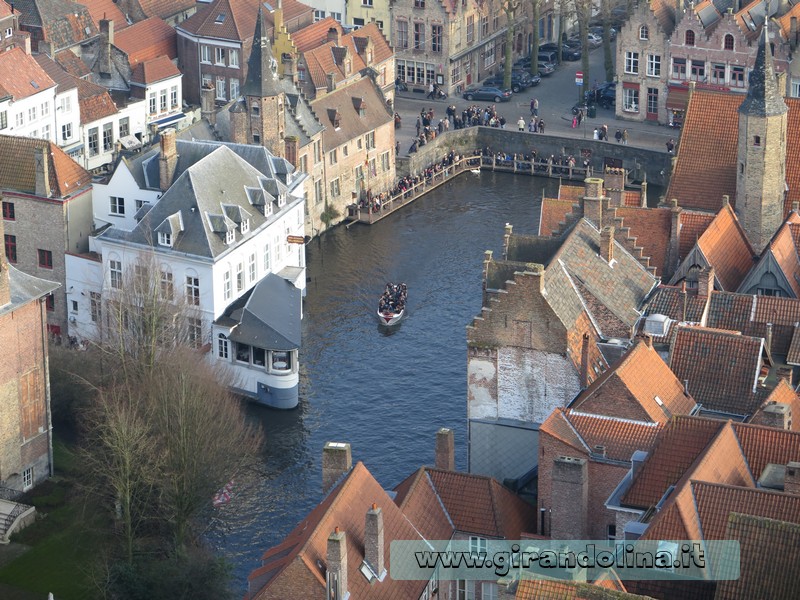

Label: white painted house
[33,54,84,159]
[66,131,307,408]
[0,47,57,142]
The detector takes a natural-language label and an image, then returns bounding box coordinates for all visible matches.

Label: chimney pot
[34,145,51,198]
[159,129,178,192]
[322,442,353,494]
[722,194,730,207]
[365,504,385,576]
[327,527,348,600]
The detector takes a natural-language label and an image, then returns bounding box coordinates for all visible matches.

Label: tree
[600,0,615,82]
[573,0,591,100]
[501,0,522,90]
[529,0,542,77]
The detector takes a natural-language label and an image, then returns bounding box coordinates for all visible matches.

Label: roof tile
[564,411,663,462]
[0,47,56,101]
[0,134,92,198]
[114,16,177,65]
[694,204,756,291]
[130,54,181,85]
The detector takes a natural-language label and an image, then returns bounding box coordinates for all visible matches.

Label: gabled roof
[669,326,764,415]
[312,77,392,152]
[75,76,118,124]
[648,0,679,35]
[291,16,342,53]
[1,264,60,319]
[33,52,78,92]
[0,134,92,198]
[179,0,311,42]
[80,0,129,31]
[245,461,428,600]
[54,48,91,78]
[614,207,672,277]
[394,467,537,539]
[130,54,181,85]
[537,197,576,237]
[751,212,800,297]
[16,0,98,50]
[644,285,709,324]
[776,2,800,42]
[678,210,716,260]
[0,47,55,101]
[137,0,196,21]
[691,203,756,291]
[114,16,177,65]
[571,339,697,422]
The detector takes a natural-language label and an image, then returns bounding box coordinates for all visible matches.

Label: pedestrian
[427,82,435,99]
[395,140,400,155]
[415,117,421,136]
[499,116,506,129]
[593,127,599,140]
[666,138,675,154]
[529,117,536,132]
[530,98,536,115]
[437,119,444,134]
[622,129,628,145]
[539,119,545,133]
[615,129,622,143]
[533,98,539,117]
[518,116,526,132]
[602,124,608,140]
[572,115,578,128]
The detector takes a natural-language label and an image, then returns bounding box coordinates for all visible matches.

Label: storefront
[666,85,690,128]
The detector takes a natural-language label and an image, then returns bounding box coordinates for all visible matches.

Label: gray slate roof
[101,144,302,259]
[0,265,60,318]
[218,272,301,350]
[242,6,282,99]
[739,25,788,117]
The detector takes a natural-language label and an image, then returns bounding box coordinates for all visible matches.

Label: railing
[0,486,22,502]
[3,501,29,536]
[480,155,593,179]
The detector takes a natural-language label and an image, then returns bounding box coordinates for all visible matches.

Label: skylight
[215,13,226,23]
[30,80,39,89]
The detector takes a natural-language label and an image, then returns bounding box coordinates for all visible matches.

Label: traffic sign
[575,71,583,86]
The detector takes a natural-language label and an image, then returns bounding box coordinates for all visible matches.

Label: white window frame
[639,25,649,40]
[110,196,125,216]
[223,269,232,300]
[109,260,122,289]
[236,262,244,291]
[623,87,639,112]
[215,47,226,65]
[22,467,33,490]
[225,228,235,244]
[201,45,211,63]
[217,334,229,358]
[158,231,173,247]
[229,49,239,68]
[647,54,660,77]
[248,252,256,283]
[625,51,639,75]
[263,244,271,272]
[186,275,200,305]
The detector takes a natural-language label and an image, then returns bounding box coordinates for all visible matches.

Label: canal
[206,171,554,591]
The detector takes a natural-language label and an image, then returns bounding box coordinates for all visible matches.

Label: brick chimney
[785,462,800,495]
[697,266,714,298]
[327,27,340,45]
[158,128,178,192]
[200,84,217,126]
[435,428,455,470]
[600,226,614,263]
[502,222,513,260]
[667,199,682,279]
[550,456,588,539]
[580,333,590,388]
[765,322,773,354]
[365,504,385,577]
[326,527,348,600]
[776,367,794,387]
[582,177,604,228]
[759,403,792,430]
[34,145,51,198]
[322,442,352,494]
[0,216,10,308]
[99,19,114,76]
[603,168,624,207]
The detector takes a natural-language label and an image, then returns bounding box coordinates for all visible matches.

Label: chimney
[0,216,10,308]
[785,462,800,495]
[326,527,348,600]
[640,178,648,208]
[502,222,513,260]
[582,177,604,227]
[99,19,114,76]
[158,128,178,192]
[602,168,624,207]
[722,194,730,207]
[631,450,648,480]
[600,226,614,263]
[550,457,588,539]
[327,27,340,45]
[776,366,794,386]
[580,333,590,388]
[201,84,217,126]
[322,442,352,494]
[667,199,682,280]
[759,402,792,430]
[327,73,336,93]
[697,266,714,298]
[765,322,773,354]
[36,39,50,57]
[34,145,51,198]
[641,333,653,348]
[435,428,455,470]
[365,504,385,577]
[593,445,606,458]
[791,17,798,49]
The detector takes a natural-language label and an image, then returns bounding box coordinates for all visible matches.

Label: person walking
[427,82,435,99]
[533,98,539,116]
[622,129,629,145]
[539,119,545,133]
[593,127,599,140]
[529,117,536,132]
[615,129,623,143]
[666,138,675,154]
[572,115,578,128]
[518,116,526,132]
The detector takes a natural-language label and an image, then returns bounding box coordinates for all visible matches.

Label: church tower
[736,25,788,253]
[242,7,286,158]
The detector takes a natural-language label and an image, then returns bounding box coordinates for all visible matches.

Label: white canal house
[65,130,307,408]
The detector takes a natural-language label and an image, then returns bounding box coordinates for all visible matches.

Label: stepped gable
[613,207,672,277]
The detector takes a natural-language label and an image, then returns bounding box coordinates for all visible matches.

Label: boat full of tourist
[378,282,407,326]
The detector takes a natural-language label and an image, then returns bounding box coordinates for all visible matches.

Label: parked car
[537,62,556,76]
[585,83,616,108]
[537,50,559,66]
[539,42,581,61]
[514,56,556,76]
[483,73,531,93]
[586,33,603,48]
[589,25,617,40]
[463,86,513,102]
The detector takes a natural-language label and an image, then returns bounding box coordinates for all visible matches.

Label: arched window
[639,25,649,40]
[217,334,229,359]
[724,34,734,50]
[754,135,761,146]
[685,30,695,46]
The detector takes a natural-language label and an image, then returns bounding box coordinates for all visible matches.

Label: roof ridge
[487,478,504,538]
[424,470,456,530]
[395,466,426,510]
[567,410,661,427]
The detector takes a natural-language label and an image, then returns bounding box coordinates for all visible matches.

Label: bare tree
[600,0,615,82]
[501,0,522,90]
[529,0,543,77]
[573,0,591,99]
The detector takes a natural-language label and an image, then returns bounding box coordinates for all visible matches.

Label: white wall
[54,89,81,152]
[92,162,161,231]
[80,99,147,171]
[143,74,184,128]
[0,87,57,142]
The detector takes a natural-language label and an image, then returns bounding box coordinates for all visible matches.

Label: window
[149,92,157,114]
[431,25,443,52]
[467,15,474,43]
[4,234,16,263]
[625,51,639,74]
[481,16,488,36]
[202,74,212,89]
[299,155,307,174]
[90,291,101,322]
[314,179,323,204]
[363,0,373,6]
[236,342,250,363]
[119,116,129,138]
[158,89,167,112]
[201,45,211,63]
[158,231,172,247]
[263,244,271,272]
[492,14,499,30]
[110,196,125,216]
[160,270,174,299]
[482,583,498,600]
[38,249,53,269]
[647,54,660,77]
[369,157,377,177]
[229,49,239,68]
[110,260,122,289]
[381,151,390,171]
[451,62,461,85]
[414,22,425,50]
[60,96,72,113]
[647,87,658,114]
[712,63,726,84]
[216,76,226,100]
[685,30,695,46]
[623,87,639,112]
[2,201,14,220]
[28,106,36,121]
[235,262,244,292]
[0,110,6,130]
[223,269,232,300]
[314,140,322,163]
[365,131,375,150]
[332,12,342,21]
[240,219,249,234]
[792,79,800,98]
[414,0,425,6]
[457,580,475,600]
[252,347,266,366]
[313,9,325,21]
[690,59,705,81]
[41,102,49,116]
[272,350,290,370]
[184,275,199,306]
[22,467,33,490]
[71,300,78,313]
[724,34,734,51]
[15,113,23,127]
[342,144,348,157]
[215,47,226,65]
[329,149,337,165]
[248,253,256,282]
[230,78,239,98]
[672,58,686,79]
[3,27,10,38]
[639,25,649,40]
[45,293,54,312]
[217,334,229,358]
[88,127,99,156]
[731,66,745,87]
[469,536,487,556]
[330,178,340,197]
[607,524,617,541]
[103,122,113,151]
[61,123,72,142]
[355,164,364,184]
[42,124,50,140]
[188,317,202,348]
[484,44,495,68]
[753,135,761,146]
[170,86,178,109]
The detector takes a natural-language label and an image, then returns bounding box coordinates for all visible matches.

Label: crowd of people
[478,146,589,176]
[379,282,408,314]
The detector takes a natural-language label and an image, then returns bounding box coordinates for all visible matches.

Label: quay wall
[396,127,673,191]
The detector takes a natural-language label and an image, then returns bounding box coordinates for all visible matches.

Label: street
[393,42,678,156]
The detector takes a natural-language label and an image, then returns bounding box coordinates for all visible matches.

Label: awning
[119,134,141,150]
[666,86,690,110]
[152,112,186,128]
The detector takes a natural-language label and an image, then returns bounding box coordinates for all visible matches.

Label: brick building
[0,135,93,336]
[0,213,59,493]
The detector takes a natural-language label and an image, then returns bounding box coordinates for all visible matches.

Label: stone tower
[242,6,286,158]
[736,25,788,253]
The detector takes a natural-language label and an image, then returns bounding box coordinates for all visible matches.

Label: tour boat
[377,283,407,326]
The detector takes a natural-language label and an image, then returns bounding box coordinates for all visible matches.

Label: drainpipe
[41,298,54,478]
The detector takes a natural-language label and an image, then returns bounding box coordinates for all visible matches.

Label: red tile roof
[564,411,663,462]
[539,408,588,455]
[54,49,91,78]
[0,47,55,101]
[571,339,696,422]
[114,16,177,65]
[749,379,800,431]
[760,213,800,298]
[80,0,129,31]
[538,197,576,236]
[393,468,454,541]
[776,2,800,42]
[644,285,709,325]
[179,0,311,41]
[75,77,118,125]
[669,326,764,415]
[130,54,181,85]
[615,207,672,277]
[515,578,650,599]
[678,210,715,261]
[0,135,92,198]
[138,0,196,20]
[291,16,342,53]
[33,52,78,92]
[694,204,756,291]
[0,0,11,18]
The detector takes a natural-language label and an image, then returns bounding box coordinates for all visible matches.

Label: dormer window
[241,219,250,233]
[158,232,173,247]
[226,229,235,244]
